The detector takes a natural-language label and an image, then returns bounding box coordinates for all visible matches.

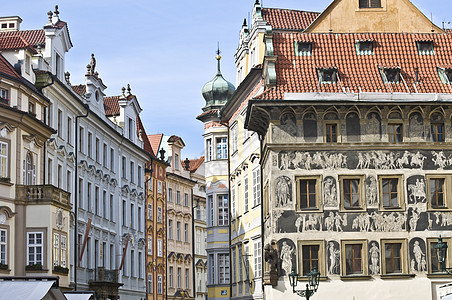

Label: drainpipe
[191,186,195,300]
[74,104,89,290]
[259,134,264,297]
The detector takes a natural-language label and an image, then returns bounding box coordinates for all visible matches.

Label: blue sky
[2,0,451,158]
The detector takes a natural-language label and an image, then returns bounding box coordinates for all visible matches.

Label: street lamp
[435,236,452,274]
[288,268,320,299]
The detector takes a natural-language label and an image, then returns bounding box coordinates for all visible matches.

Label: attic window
[356,40,373,55]
[359,0,381,8]
[296,41,312,56]
[417,41,434,55]
[8,23,14,28]
[382,68,401,83]
[318,68,337,84]
[1,24,6,29]
[438,68,452,84]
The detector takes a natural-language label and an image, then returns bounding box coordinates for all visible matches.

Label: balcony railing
[88,267,119,283]
[15,185,71,209]
[0,97,9,106]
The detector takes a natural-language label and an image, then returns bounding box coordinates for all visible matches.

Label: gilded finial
[216,42,221,61]
[47,11,53,23]
[54,5,59,17]
[121,87,126,97]
[127,84,132,95]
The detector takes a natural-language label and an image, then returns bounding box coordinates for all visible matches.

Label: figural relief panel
[366,176,378,206]
[275,176,292,208]
[327,241,340,275]
[278,238,296,277]
[323,177,338,207]
[368,241,380,275]
[406,175,426,204]
[409,112,424,140]
[409,238,427,273]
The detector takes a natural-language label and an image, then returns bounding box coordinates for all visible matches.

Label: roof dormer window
[318,68,337,84]
[359,0,381,8]
[295,41,312,56]
[417,40,434,55]
[356,40,373,55]
[381,67,401,83]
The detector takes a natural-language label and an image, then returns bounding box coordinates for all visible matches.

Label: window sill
[340,275,372,281]
[427,273,452,278]
[0,181,13,187]
[379,207,405,212]
[380,274,415,280]
[297,208,323,213]
[0,269,10,274]
[25,269,49,273]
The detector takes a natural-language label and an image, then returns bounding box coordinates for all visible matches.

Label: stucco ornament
[357,150,426,169]
[366,176,378,206]
[408,179,426,203]
[369,242,380,275]
[0,128,7,138]
[280,241,294,276]
[409,208,421,231]
[324,212,346,232]
[328,242,340,275]
[323,177,337,207]
[432,151,450,169]
[433,212,452,227]
[412,241,426,272]
[55,209,65,230]
[275,176,292,208]
[279,151,347,170]
[0,213,6,225]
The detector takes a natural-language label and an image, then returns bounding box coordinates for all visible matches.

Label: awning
[64,293,93,300]
[0,280,55,300]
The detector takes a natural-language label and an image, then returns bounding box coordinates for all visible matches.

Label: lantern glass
[435,237,448,271]
[289,269,298,288]
[308,267,320,290]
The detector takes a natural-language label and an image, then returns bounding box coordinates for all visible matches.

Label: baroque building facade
[0,7,151,299]
[197,53,235,300]
[240,0,452,299]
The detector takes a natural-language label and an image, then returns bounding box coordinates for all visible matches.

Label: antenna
[442,20,451,30]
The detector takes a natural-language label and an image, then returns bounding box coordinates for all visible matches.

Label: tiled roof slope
[104,96,120,116]
[72,84,86,96]
[186,156,205,172]
[262,8,319,30]
[0,53,22,80]
[0,29,45,49]
[255,32,452,100]
[148,134,163,155]
[137,116,155,157]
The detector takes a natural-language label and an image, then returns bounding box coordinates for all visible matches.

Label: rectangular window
[130,249,135,277]
[130,203,134,229]
[95,138,100,162]
[88,132,92,157]
[147,237,152,255]
[67,117,72,144]
[138,206,142,231]
[176,191,180,204]
[209,254,215,284]
[66,170,71,192]
[122,200,126,226]
[148,274,153,294]
[79,127,84,153]
[184,193,189,206]
[208,195,214,227]
[148,204,153,220]
[185,268,190,289]
[174,153,179,170]
[177,267,181,288]
[431,123,445,142]
[148,177,153,191]
[325,123,338,143]
[231,124,238,153]
[95,186,99,215]
[169,266,174,288]
[184,223,189,242]
[110,194,114,221]
[138,166,142,186]
[157,239,162,257]
[341,241,367,276]
[168,220,173,240]
[0,229,6,265]
[216,137,228,159]
[177,222,181,241]
[299,241,325,276]
[231,186,236,218]
[430,178,445,208]
[379,176,403,210]
[138,252,142,278]
[428,238,451,273]
[388,123,403,143]
[102,191,107,218]
[359,0,381,8]
[87,182,92,212]
[158,181,162,194]
[122,156,126,179]
[232,248,237,283]
[0,142,7,178]
[218,254,230,284]
[130,161,134,183]
[340,176,365,210]
[298,178,320,210]
[128,118,134,141]
[157,207,162,223]
[244,244,250,281]
[103,143,107,167]
[27,232,43,266]
[254,238,262,278]
[168,188,173,202]
[384,243,402,274]
[238,246,243,282]
[78,178,83,208]
[253,168,261,207]
[206,139,212,161]
[57,109,62,138]
[244,175,249,212]
[218,195,229,226]
[110,148,114,171]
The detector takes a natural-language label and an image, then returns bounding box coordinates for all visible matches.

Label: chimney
[0,16,22,32]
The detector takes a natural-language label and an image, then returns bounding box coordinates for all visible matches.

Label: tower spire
[216,42,222,75]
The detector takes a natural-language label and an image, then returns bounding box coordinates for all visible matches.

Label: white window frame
[27,232,43,266]
[218,254,230,284]
[147,237,152,255]
[0,229,7,265]
[253,167,261,207]
[253,238,262,278]
[157,206,162,222]
[148,274,153,294]
[0,141,8,178]
[157,239,163,257]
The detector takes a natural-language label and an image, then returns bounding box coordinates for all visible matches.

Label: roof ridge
[262,7,320,14]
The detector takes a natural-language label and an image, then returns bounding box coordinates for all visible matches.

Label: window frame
[324,123,339,143]
[381,239,407,275]
[427,237,452,274]
[218,194,229,226]
[253,238,262,278]
[341,240,368,276]
[359,0,382,9]
[339,175,366,211]
[298,240,325,276]
[388,122,404,143]
[296,176,323,212]
[0,227,8,266]
[431,123,445,142]
[27,231,44,267]
[378,175,405,211]
[0,140,9,179]
[218,253,230,284]
[426,175,452,211]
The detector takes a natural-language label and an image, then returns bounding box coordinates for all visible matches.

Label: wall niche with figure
[409,112,424,140]
[364,111,382,142]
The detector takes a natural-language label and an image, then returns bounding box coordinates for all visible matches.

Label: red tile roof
[255,32,452,100]
[72,84,86,96]
[0,29,45,50]
[103,96,120,116]
[186,156,205,172]
[196,109,219,120]
[148,134,163,154]
[262,8,319,31]
[0,53,22,80]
